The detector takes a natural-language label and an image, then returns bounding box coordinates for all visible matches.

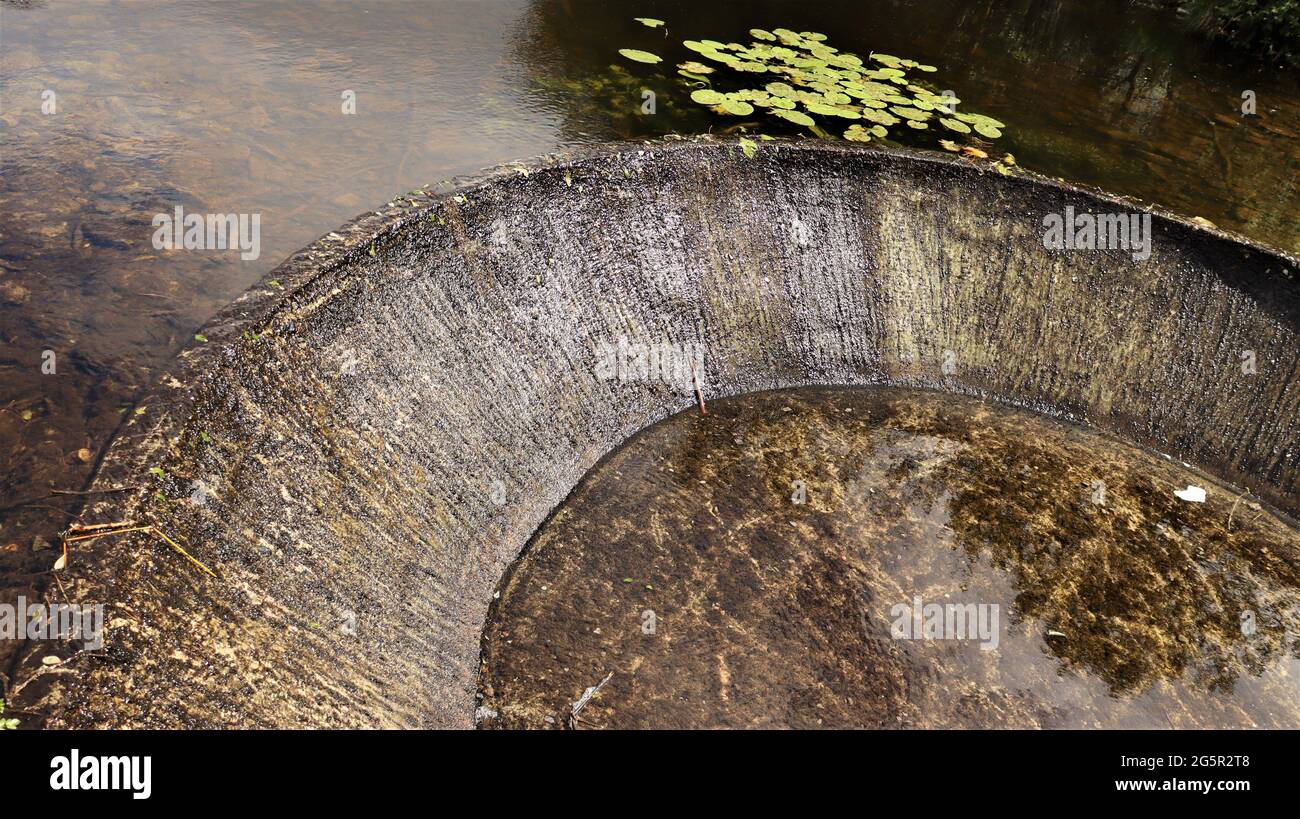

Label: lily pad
[643,24,1005,151]
[773,109,815,127]
[806,102,858,119]
[844,125,872,142]
[889,106,932,121]
[720,97,755,115]
[861,109,900,126]
[618,48,662,64]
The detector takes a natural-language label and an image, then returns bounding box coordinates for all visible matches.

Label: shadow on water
[0,0,1296,695]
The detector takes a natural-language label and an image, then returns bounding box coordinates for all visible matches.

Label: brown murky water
[479,388,1300,729]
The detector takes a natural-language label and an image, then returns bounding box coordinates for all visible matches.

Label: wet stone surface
[479,387,1300,729]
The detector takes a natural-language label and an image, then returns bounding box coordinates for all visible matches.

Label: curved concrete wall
[21,139,1299,728]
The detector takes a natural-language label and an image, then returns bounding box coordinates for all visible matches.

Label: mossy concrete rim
[78,135,1300,533]
[15,136,1300,729]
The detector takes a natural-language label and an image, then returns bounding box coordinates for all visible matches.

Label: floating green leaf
[719,97,755,115]
[844,124,872,142]
[634,17,664,28]
[889,106,931,121]
[857,109,899,127]
[691,88,725,105]
[805,102,858,119]
[613,23,1003,153]
[618,48,662,64]
[773,109,815,127]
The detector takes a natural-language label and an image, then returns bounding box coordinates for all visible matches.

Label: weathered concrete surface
[14,138,1299,728]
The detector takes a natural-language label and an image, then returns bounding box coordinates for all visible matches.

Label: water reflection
[480,388,1300,728]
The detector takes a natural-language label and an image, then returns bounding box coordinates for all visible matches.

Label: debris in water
[1174,485,1207,503]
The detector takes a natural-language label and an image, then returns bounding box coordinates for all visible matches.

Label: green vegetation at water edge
[619,19,1007,153]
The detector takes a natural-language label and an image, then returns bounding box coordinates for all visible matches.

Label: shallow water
[1,0,1297,695]
[480,387,1300,729]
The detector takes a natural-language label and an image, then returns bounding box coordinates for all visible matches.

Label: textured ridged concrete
[17,139,1299,728]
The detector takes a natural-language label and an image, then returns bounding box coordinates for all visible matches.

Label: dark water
[0,0,1297,678]
[481,388,1300,729]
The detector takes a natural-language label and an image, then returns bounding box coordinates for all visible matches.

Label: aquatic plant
[618,48,662,64]
[0,699,18,730]
[620,20,1007,154]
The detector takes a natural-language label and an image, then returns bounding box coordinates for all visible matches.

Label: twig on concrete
[568,671,613,729]
[1227,487,1251,532]
[49,486,142,497]
[151,527,217,578]
[57,522,217,578]
[692,363,707,416]
[67,519,138,533]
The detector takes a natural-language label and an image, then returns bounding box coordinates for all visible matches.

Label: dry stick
[49,486,142,497]
[51,572,71,607]
[1227,487,1251,532]
[692,363,708,416]
[67,519,138,533]
[63,526,152,544]
[58,524,216,579]
[569,671,614,728]
[58,525,152,572]
[150,527,217,578]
